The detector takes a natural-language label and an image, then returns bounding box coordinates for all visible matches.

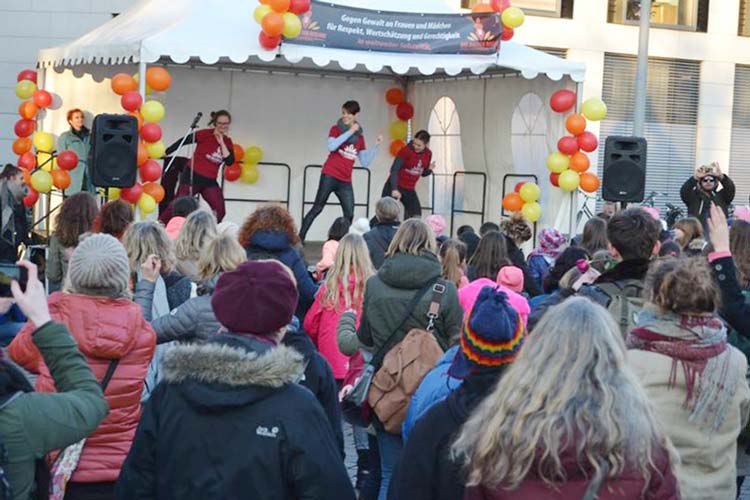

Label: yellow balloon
[254,4,273,24]
[501,7,525,29]
[36,152,53,171]
[138,193,157,214]
[133,73,153,96]
[103,187,121,200]
[244,146,263,165]
[389,121,408,141]
[30,170,53,194]
[519,182,540,203]
[146,140,166,159]
[15,80,37,100]
[141,100,165,123]
[33,131,54,153]
[521,202,542,222]
[558,170,581,192]
[581,98,608,122]
[546,152,570,174]
[282,12,302,38]
[240,164,260,184]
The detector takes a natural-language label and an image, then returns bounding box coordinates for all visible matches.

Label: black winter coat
[711,256,750,339]
[363,221,400,270]
[388,369,505,500]
[0,197,28,262]
[680,176,735,224]
[115,334,354,500]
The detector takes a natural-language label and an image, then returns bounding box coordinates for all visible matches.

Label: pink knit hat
[642,207,660,220]
[735,206,750,223]
[425,215,447,237]
[496,266,524,293]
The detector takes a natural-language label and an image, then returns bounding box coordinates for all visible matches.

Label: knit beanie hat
[496,266,524,293]
[211,260,298,336]
[539,228,566,254]
[735,205,750,223]
[449,286,525,379]
[349,218,371,236]
[66,233,131,298]
[425,214,447,237]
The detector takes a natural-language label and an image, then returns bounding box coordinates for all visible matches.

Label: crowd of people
[1,156,750,500]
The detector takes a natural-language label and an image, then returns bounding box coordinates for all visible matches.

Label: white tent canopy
[37,0,585,81]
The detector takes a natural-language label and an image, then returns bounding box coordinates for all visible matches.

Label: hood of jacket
[378,252,442,289]
[595,258,651,285]
[249,230,292,252]
[162,334,305,411]
[48,292,149,359]
[197,276,219,296]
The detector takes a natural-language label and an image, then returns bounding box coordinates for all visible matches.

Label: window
[428,97,464,216]
[741,0,750,36]
[729,66,750,206]
[607,0,709,32]
[597,54,701,212]
[511,93,551,204]
[461,0,574,18]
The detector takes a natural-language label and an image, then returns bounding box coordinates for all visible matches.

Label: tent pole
[138,60,147,100]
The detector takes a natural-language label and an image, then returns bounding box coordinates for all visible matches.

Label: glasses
[216,121,230,126]
[700,178,716,184]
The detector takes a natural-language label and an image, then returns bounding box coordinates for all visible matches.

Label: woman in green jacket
[0,261,108,499]
[57,109,92,194]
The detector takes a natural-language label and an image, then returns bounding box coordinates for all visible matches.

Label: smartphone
[0,262,27,298]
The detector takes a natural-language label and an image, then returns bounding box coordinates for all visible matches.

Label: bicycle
[575,192,599,229]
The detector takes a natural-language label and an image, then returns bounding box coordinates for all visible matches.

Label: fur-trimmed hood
[161,335,305,411]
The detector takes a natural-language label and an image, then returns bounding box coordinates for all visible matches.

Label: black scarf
[72,125,90,140]
[336,119,363,145]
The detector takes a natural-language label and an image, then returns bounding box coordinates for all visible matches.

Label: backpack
[595,279,646,339]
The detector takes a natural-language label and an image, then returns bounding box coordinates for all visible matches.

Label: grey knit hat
[66,233,131,298]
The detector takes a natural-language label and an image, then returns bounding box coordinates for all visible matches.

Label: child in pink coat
[314,217,350,281]
[458,276,530,327]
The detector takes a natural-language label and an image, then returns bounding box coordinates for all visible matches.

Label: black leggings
[300,174,355,241]
[381,181,422,220]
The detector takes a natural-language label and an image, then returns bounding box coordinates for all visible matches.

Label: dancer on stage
[164,110,235,222]
[299,100,382,242]
[382,130,434,220]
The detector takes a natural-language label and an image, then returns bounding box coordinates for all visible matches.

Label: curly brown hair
[500,213,532,246]
[54,193,99,248]
[646,257,720,315]
[95,200,133,240]
[238,204,300,248]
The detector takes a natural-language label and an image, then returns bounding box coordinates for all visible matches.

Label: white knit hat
[66,233,131,298]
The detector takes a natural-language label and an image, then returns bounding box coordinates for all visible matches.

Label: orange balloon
[143,182,166,203]
[262,12,285,37]
[233,144,245,162]
[22,168,31,186]
[137,142,149,167]
[111,73,137,96]
[146,67,172,92]
[129,111,144,131]
[569,152,590,173]
[471,2,495,13]
[385,88,405,106]
[51,169,71,191]
[502,193,524,212]
[566,113,587,136]
[12,137,32,156]
[259,0,271,3]
[270,0,290,12]
[18,101,39,120]
[579,172,601,193]
[390,140,406,157]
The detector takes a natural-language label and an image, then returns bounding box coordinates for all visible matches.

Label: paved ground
[739,448,750,499]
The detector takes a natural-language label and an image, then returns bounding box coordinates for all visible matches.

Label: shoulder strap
[425,280,447,332]
[100,359,120,393]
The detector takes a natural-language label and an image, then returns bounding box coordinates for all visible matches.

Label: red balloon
[550,89,577,113]
[259,31,282,50]
[289,0,311,14]
[18,152,36,170]
[490,0,510,12]
[500,26,514,41]
[32,90,52,109]
[12,138,32,156]
[17,70,37,84]
[57,150,79,170]
[140,123,162,143]
[514,182,525,193]
[121,183,144,204]
[558,136,580,155]
[396,102,414,121]
[386,88,405,106]
[577,131,599,153]
[23,189,38,208]
[139,160,162,182]
[121,91,143,112]
[550,173,560,187]
[224,164,241,182]
[14,119,35,138]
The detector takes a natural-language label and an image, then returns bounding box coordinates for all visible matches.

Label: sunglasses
[701,177,716,183]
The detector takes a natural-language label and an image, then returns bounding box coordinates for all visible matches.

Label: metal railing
[450,171,487,236]
[301,165,372,220]
[220,161,292,209]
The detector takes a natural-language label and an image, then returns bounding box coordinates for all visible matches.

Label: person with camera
[680,162,735,226]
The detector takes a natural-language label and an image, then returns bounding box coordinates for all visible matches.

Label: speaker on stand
[89,114,138,188]
[601,136,647,205]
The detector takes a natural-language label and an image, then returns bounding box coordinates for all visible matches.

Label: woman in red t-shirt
[382,130,434,220]
[164,110,235,222]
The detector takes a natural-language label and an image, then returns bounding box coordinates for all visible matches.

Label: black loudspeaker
[602,136,647,203]
[89,114,138,188]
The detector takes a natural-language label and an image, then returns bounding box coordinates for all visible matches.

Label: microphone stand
[164,113,201,197]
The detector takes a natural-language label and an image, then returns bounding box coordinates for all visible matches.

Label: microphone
[191,112,203,129]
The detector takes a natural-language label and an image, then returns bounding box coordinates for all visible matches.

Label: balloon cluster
[254,0,311,50]
[13,69,80,206]
[546,90,607,194]
[109,68,172,214]
[224,144,264,184]
[502,182,542,222]
[470,0,525,42]
[384,88,414,156]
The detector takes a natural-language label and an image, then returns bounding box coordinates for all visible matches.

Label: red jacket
[463,445,679,500]
[9,292,156,483]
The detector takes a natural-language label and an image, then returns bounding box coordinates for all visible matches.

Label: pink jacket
[458,278,530,326]
[9,292,156,483]
[303,279,359,379]
[315,239,339,280]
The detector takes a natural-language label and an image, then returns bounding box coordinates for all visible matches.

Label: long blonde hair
[197,234,247,281]
[321,234,374,311]
[453,297,675,492]
[123,221,176,273]
[175,210,218,261]
[386,219,437,257]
